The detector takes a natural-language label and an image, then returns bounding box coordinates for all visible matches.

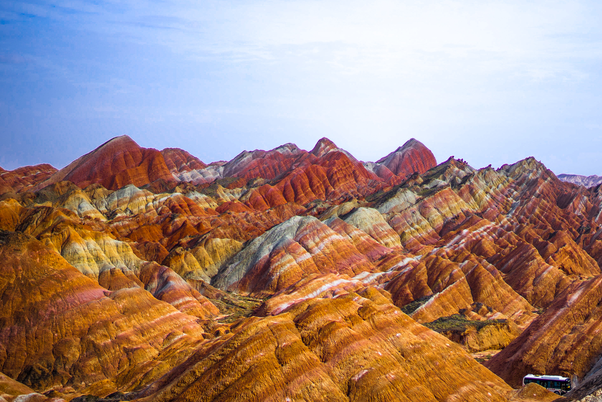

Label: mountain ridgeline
[0,136,601,401]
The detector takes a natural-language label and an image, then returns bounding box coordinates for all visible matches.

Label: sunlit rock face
[486,276,602,387]
[342,207,402,249]
[212,215,376,295]
[4,135,602,400]
[0,231,207,398]
[134,290,512,402]
[436,318,520,353]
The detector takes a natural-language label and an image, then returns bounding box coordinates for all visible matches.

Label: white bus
[523,374,571,395]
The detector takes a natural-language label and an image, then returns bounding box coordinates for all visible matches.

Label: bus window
[523,375,571,395]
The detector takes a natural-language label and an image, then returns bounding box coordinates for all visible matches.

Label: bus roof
[524,374,569,381]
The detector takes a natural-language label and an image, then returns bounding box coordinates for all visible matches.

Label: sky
[1,0,602,175]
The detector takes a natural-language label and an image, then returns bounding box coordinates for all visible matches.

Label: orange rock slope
[2,135,602,400]
[0,230,208,398]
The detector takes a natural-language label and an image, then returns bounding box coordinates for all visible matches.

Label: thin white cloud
[3,0,602,173]
[12,0,599,80]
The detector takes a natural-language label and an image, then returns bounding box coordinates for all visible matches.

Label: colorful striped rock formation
[0,164,57,195]
[1,135,601,401]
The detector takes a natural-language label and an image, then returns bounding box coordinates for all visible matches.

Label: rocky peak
[310,137,339,157]
[372,138,437,178]
[31,135,175,191]
[90,135,142,157]
[396,138,424,153]
[558,174,602,188]
[105,134,137,145]
[500,157,548,180]
[377,138,433,164]
[75,135,144,165]
[273,143,302,155]
[161,148,207,174]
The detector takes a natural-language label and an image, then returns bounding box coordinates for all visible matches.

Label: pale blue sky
[1,0,602,175]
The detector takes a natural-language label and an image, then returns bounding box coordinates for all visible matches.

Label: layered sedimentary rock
[486,276,602,387]
[32,136,176,191]
[567,366,602,401]
[342,207,402,249]
[426,314,520,353]
[212,216,376,295]
[365,138,437,181]
[237,138,384,210]
[173,137,437,211]
[558,173,602,188]
[175,143,304,184]
[0,371,56,402]
[0,231,208,398]
[0,164,57,195]
[4,135,602,400]
[133,290,512,402]
[507,383,561,402]
[160,148,206,176]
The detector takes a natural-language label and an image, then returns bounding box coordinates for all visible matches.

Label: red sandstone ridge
[0,163,57,195]
[240,138,386,210]
[161,148,207,175]
[310,137,341,157]
[14,136,437,197]
[32,136,177,191]
[171,143,306,185]
[172,137,434,197]
[222,143,305,180]
[25,135,437,213]
[364,138,437,180]
[6,135,602,400]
